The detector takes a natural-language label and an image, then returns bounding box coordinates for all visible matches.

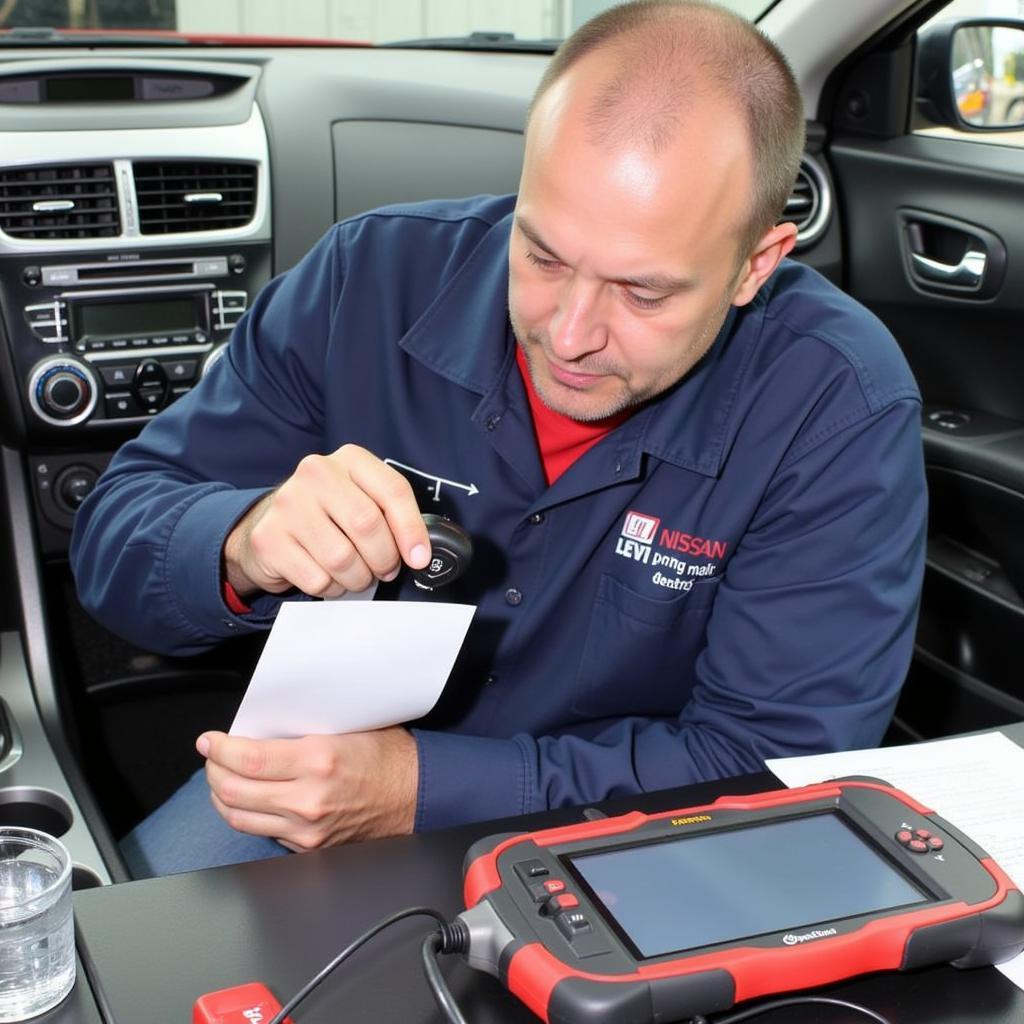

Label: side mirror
[917,18,1024,131]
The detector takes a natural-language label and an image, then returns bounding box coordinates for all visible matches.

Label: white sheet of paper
[766,731,1024,990]
[229,600,475,739]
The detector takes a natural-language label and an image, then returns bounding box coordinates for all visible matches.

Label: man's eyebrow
[516,215,695,294]
[616,270,697,293]
[516,216,562,260]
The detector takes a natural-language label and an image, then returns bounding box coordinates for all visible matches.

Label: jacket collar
[399,209,766,479]
[399,211,514,395]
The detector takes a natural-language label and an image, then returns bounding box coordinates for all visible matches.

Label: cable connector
[435,918,471,956]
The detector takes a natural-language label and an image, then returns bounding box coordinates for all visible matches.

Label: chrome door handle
[910,250,987,288]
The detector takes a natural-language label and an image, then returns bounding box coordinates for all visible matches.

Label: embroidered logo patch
[614,511,729,592]
[621,511,661,544]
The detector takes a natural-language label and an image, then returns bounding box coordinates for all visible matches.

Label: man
[71,0,927,878]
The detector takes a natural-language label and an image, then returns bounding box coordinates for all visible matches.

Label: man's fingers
[209,786,328,850]
[209,791,292,840]
[341,446,431,569]
[251,529,340,597]
[225,444,432,598]
[206,761,289,816]
[198,732,301,781]
[321,482,404,583]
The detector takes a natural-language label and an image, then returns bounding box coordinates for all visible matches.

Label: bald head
[528,1,805,253]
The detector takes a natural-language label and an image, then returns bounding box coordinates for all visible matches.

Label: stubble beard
[509,303,732,424]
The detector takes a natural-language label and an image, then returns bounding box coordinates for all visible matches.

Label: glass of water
[0,828,74,1022]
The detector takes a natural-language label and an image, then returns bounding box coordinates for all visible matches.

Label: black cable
[422,931,469,1024]
[262,901,894,1024]
[265,905,451,1024]
[695,995,894,1024]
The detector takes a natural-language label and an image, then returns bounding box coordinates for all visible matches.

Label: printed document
[767,731,1024,990]
[229,600,475,739]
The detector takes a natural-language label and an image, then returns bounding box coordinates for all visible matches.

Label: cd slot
[41,256,227,287]
[77,262,191,280]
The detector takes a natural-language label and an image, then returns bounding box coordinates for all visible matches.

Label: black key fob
[412,514,473,591]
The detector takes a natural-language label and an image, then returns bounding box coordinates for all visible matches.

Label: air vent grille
[785,155,831,250]
[0,163,119,239]
[134,161,258,234]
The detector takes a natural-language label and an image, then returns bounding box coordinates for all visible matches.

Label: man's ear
[730,222,798,307]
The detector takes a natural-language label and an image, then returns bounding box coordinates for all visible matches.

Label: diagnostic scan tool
[460,779,1024,1024]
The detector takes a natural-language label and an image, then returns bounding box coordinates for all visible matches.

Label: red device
[460,778,1024,1024]
[193,982,293,1024]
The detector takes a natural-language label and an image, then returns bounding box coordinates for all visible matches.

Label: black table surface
[73,725,1024,1024]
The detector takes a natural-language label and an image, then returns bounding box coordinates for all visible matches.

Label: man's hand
[224,443,430,599]
[197,727,419,850]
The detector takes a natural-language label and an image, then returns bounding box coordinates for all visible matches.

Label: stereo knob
[28,358,99,427]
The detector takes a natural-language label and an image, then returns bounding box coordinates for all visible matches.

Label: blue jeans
[119,768,290,878]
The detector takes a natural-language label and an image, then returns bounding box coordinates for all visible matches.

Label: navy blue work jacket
[71,195,927,832]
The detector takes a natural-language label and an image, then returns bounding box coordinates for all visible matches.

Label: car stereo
[1,245,269,431]
[460,778,1024,1024]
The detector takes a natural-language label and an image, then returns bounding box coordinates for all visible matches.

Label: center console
[4,241,270,552]
[0,58,274,878]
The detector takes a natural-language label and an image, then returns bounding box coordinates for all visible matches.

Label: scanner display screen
[567,813,930,959]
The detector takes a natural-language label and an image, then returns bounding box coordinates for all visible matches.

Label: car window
[915,0,1024,145]
[0,0,775,44]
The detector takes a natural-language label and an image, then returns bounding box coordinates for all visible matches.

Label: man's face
[509,64,760,422]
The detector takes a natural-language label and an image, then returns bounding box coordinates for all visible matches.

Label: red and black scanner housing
[461,779,1024,1024]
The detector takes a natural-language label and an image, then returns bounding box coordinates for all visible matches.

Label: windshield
[0,0,776,45]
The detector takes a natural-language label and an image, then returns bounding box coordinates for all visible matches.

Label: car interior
[0,0,1022,891]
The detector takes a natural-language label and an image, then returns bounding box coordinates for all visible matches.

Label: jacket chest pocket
[571,572,720,719]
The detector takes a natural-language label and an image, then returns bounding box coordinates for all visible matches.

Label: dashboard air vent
[134,161,258,234]
[0,163,119,239]
[785,154,831,250]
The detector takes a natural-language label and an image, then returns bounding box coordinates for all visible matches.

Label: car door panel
[828,98,1024,739]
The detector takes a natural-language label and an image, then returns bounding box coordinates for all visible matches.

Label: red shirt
[515,346,630,484]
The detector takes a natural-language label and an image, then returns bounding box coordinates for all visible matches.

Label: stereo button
[134,360,168,414]
[138,390,163,414]
[104,393,141,419]
[24,301,67,342]
[41,268,74,286]
[26,304,56,324]
[195,258,228,275]
[99,365,136,388]
[135,360,167,388]
[164,360,198,383]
